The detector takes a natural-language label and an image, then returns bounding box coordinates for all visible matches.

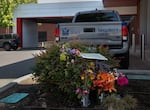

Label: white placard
[80,53,108,60]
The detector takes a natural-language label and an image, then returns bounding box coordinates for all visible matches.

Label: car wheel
[13,46,18,50]
[12,45,18,50]
[3,43,11,51]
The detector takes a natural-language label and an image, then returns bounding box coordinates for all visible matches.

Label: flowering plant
[59,43,129,100]
[92,70,128,95]
[33,42,128,107]
[76,66,128,96]
[93,71,116,94]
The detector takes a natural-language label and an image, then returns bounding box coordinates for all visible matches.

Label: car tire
[12,45,18,50]
[3,43,11,51]
[13,46,18,50]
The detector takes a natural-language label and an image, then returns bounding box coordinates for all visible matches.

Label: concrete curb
[0,82,17,94]
[12,74,34,84]
[0,74,35,94]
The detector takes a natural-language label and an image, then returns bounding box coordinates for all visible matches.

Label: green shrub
[102,94,137,110]
[32,42,119,105]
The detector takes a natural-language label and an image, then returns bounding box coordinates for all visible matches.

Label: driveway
[0,49,43,87]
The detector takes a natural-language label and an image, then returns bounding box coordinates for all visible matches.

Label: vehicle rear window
[1,34,18,39]
[4,34,12,39]
[0,35,3,39]
[75,12,119,22]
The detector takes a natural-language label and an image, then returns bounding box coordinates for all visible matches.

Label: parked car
[0,33,20,51]
[54,9,129,69]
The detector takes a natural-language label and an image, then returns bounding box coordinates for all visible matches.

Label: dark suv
[0,33,20,51]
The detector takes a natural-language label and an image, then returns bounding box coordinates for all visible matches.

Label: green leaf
[0,0,37,27]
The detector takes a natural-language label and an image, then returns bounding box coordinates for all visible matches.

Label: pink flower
[82,90,89,95]
[75,49,80,55]
[117,77,128,86]
[76,88,81,94]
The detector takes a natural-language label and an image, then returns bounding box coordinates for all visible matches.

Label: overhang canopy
[14,1,104,18]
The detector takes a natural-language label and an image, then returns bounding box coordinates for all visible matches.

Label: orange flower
[103,80,116,92]
[93,72,116,94]
[90,74,95,80]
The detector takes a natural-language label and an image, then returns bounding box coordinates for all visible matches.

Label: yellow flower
[80,74,85,80]
[90,62,95,67]
[60,53,67,61]
[87,69,93,74]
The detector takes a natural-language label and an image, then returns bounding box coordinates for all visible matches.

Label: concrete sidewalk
[129,45,150,70]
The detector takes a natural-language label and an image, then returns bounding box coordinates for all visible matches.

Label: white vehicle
[54,10,129,68]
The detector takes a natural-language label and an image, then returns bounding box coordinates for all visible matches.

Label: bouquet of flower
[33,42,128,107]
[59,43,128,105]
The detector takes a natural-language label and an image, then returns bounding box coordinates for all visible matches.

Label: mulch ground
[0,80,150,110]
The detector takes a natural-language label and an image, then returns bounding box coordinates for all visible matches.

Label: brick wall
[0,27,12,34]
[103,0,138,7]
[37,23,56,41]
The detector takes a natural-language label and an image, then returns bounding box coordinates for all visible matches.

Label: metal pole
[141,34,145,61]
[131,33,136,53]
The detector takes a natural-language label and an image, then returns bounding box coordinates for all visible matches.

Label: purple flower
[70,49,76,54]
[117,77,128,86]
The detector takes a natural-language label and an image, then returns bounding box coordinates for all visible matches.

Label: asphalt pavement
[0,49,43,87]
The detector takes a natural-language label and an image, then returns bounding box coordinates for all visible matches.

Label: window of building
[38,32,47,42]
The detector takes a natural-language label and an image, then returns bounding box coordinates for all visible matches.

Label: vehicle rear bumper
[109,42,129,55]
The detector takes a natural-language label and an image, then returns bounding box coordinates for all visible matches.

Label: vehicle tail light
[122,23,128,41]
[54,24,60,42]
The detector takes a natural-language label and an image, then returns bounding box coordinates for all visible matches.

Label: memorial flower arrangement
[75,64,129,106]
[32,42,136,109]
[59,43,129,106]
